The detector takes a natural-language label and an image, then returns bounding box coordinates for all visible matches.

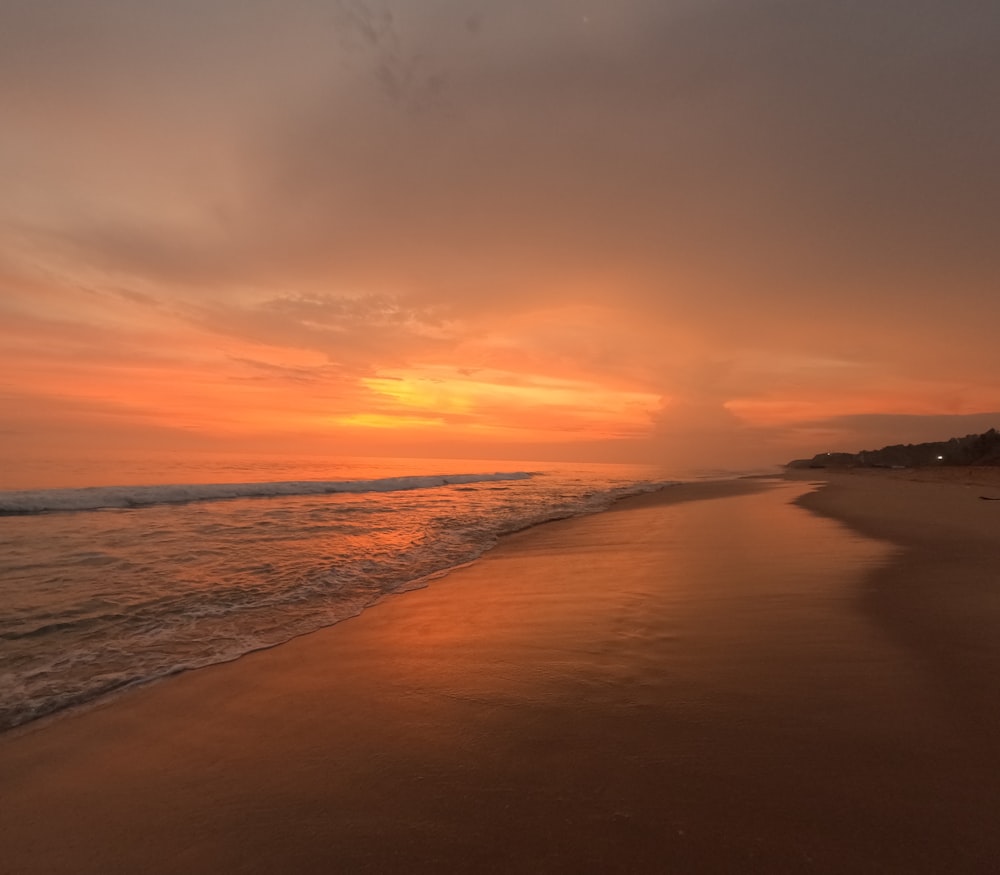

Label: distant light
[936,455,944,460]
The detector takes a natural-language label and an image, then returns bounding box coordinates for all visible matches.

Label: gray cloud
[7,0,996,311]
[235,0,1000,317]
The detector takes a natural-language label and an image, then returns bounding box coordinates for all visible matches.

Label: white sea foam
[0,471,534,515]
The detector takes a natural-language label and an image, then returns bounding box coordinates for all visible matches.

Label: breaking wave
[0,472,535,515]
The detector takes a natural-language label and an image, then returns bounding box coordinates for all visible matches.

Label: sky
[2,0,999,471]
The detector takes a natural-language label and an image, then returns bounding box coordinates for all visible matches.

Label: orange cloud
[350,367,661,441]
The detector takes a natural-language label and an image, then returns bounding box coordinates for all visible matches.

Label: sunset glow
[2,1,999,469]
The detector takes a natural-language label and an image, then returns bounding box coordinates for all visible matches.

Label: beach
[3,473,1000,873]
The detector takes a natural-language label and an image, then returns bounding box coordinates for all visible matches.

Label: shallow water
[0,456,690,731]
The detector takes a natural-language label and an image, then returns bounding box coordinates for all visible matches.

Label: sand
[2,474,1000,873]
[788,467,1000,750]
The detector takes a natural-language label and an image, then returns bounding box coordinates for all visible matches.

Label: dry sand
[2,474,1000,873]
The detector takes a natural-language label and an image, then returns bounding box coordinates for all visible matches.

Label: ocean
[0,455,740,732]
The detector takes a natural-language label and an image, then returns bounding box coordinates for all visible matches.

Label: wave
[0,473,680,731]
[0,471,535,515]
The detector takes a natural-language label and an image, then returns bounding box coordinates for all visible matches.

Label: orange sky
[2,0,999,472]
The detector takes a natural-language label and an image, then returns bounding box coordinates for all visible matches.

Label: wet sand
[3,475,1000,873]
[789,467,1000,752]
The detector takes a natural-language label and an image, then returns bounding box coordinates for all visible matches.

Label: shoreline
[787,466,1000,750]
[0,478,739,740]
[4,474,1000,872]
[785,464,1000,548]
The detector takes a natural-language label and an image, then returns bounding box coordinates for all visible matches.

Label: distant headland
[786,428,1000,469]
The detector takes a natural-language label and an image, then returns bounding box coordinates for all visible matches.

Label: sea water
[0,455,732,731]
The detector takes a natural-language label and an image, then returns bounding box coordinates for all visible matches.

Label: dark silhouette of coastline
[787,428,1000,469]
